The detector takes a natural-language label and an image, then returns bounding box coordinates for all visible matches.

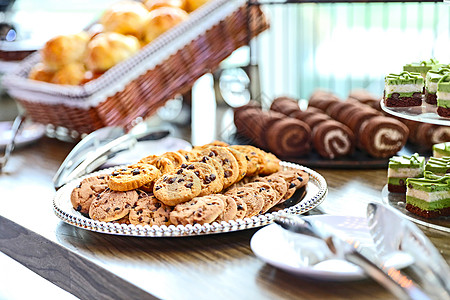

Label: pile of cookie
[70,141,309,226]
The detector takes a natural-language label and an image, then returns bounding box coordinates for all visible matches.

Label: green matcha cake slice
[437,74,450,117]
[425,68,450,104]
[388,153,424,193]
[384,72,424,107]
[406,171,450,218]
[403,59,441,77]
[433,142,450,158]
[425,157,450,175]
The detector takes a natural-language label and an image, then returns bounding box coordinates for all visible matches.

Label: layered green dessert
[432,142,450,158]
[425,68,450,95]
[403,59,441,77]
[425,157,450,175]
[437,74,450,109]
[384,72,424,98]
[406,171,450,218]
[388,153,425,193]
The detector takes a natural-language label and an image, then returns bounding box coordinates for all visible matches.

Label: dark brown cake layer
[437,106,450,117]
[425,91,437,105]
[388,183,406,193]
[384,94,422,107]
[406,204,450,219]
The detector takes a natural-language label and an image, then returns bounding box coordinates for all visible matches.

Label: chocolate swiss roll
[312,120,355,159]
[359,116,409,158]
[348,89,381,111]
[266,118,311,157]
[414,123,450,147]
[234,108,264,145]
[258,111,286,148]
[302,113,331,129]
[270,96,300,116]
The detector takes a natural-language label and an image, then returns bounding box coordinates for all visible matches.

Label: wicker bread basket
[2,0,268,135]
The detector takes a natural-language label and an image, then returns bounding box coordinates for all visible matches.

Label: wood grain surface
[0,136,449,300]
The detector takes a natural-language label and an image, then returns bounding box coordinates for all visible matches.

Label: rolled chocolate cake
[266,118,312,157]
[312,120,355,159]
[359,116,409,158]
[234,108,264,145]
[270,96,300,116]
[348,89,381,111]
[302,113,331,129]
[258,111,286,148]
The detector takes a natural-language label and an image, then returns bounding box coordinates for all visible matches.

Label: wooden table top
[1,131,449,300]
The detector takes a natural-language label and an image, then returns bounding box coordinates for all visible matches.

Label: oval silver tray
[381,185,450,233]
[53,161,328,237]
[380,99,450,126]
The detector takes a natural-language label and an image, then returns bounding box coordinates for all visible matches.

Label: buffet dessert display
[70,142,310,226]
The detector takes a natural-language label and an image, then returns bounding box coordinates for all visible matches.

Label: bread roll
[144,0,187,11]
[141,7,188,45]
[85,32,140,72]
[28,63,55,83]
[100,1,149,37]
[51,63,86,85]
[185,0,209,12]
[41,32,89,70]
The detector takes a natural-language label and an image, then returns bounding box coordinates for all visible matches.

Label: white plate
[53,162,327,237]
[103,136,192,168]
[0,121,46,149]
[250,215,392,281]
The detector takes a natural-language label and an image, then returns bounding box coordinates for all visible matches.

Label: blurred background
[1,0,450,121]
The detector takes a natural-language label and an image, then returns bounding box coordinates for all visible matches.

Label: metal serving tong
[274,214,430,300]
[367,202,450,300]
[0,113,26,173]
[53,122,170,189]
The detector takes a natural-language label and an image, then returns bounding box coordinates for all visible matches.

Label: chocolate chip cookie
[259,151,281,176]
[89,188,139,222]
[245,182,278,214]
[230,145,265,177]
[225,186,264,218]
[108,163,159,191]
[180,162,222,196]
[153,169,202,206]
[199,146,239,189]
[71,174,109,214]
[227,147,248,182]
[276,170,309,202]
[253,174,287,205]
[169,195,225,225]
[129,193,172,226]
[214,194,238,222]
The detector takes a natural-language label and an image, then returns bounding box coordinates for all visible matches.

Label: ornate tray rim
[53,161,328,237]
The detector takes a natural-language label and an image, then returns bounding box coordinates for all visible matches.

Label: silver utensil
[274,214,430,300]
[367,202,450,300]
[53,122,170,189]
[0,113,26,173]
